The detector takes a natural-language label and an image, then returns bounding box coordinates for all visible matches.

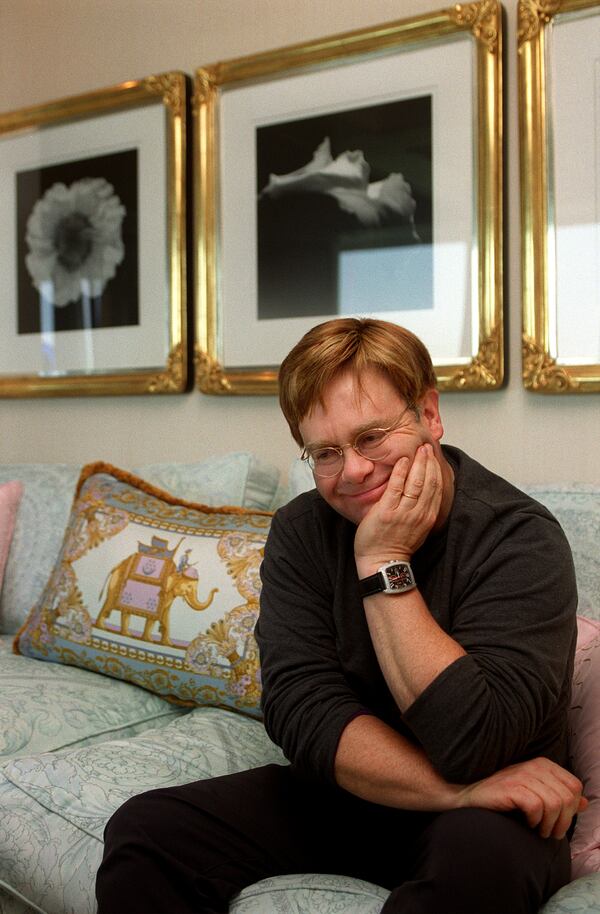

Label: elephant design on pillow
[95,536,218,646]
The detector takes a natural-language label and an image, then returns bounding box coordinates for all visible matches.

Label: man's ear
[418,389,444,442]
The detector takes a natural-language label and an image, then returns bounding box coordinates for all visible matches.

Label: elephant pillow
[14,463,272,717]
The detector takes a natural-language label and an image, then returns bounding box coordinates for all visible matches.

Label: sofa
[0,453,598,914]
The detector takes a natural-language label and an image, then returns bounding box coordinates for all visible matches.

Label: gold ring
[403,493,418,500]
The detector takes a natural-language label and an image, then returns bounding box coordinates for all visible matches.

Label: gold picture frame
[0,73,190,396]
[194,1,504,394]
[519,0,600,392]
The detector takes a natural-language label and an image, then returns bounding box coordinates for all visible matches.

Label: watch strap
[359,570,387,597]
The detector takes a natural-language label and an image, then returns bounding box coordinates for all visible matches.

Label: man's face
[298,366,444,525]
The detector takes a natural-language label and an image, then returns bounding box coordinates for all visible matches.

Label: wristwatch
[359,561,416,597]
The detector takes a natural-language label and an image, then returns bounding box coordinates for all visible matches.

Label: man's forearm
[359,584,465,711]
[354,444,465,711]
[334,713,586,840]
[334,713,460,810]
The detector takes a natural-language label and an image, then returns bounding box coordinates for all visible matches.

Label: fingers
[464,758,585,841]
[534,761,584,838]
[513,781,574,839]
[384,456,411,507]
[386,444,440,507]
[403,446,443,526]
[406,444,441,497]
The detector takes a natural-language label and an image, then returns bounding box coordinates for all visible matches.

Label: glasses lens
[309,448,343,477]
[355,428,390,460]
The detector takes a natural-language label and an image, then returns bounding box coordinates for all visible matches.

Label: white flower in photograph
[25,177,126,307]
[260,136,420,238]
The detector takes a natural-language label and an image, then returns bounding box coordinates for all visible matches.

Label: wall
[0,0,598,484]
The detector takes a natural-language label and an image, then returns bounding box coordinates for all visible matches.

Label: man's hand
[458,757,588,839]
[354,444,442,572]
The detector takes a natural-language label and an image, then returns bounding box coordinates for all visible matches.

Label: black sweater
[256,445,577,787]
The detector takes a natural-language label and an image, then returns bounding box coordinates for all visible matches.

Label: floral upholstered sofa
[0,453,599,914]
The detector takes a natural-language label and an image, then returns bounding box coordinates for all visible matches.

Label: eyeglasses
[301,404,418,478]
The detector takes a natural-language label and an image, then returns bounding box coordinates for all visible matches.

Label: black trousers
[96,764,571,914]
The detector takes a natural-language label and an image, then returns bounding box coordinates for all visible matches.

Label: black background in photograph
[16,148,139,335]
[256,96,432,320]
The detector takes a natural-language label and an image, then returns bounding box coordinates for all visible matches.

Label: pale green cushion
[1,702,599,914]
[524,485,600,621]
[0,636,183,760]
[232,874,600,914]
[0,885,39,914]
[137,452,281,513]
[16,463,271,715]
[0,454,280,636]
[232,874,389,913]
[286,457,314,502]
[540,874,600,913]
[0,707,285,914]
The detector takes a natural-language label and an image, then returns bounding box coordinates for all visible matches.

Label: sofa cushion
[0,636,183,761]
[286,457,315,502]
[0,707,285,914]
[138,453,281,512]
[0,454,280,636]
[231,874,389,913]
[539,874,600,913]
[0,885,36,914]
[15,463,270,716]
[0,482,22,596]
[525,484,600,621]
[569,617,600,878]
[1,701,600,914]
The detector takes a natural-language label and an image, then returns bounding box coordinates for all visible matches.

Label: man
[96,318,585,914]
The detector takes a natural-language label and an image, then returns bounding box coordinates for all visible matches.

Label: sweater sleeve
[255,505,370,785]
[402,507,578,782]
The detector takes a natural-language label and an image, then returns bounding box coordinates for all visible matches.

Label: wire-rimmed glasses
[301,404,418,478]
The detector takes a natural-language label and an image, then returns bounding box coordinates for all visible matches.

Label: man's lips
[336,479,389,501]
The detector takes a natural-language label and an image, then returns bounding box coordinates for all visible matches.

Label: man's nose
[340,446,373,483]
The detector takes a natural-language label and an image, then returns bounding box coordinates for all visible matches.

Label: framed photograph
[194,0,504,394]
[0,72,190,396]
[519,0,600,392]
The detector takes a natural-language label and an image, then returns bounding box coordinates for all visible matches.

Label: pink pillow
[569,615,600,877]
[0,481,23,591]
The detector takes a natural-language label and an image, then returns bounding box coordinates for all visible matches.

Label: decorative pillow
[0,455,280,637]
[0,481,23,593]
[14,463,272,717]
[570,616,600,877]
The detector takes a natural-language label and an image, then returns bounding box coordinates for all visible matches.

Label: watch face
[386,564,413,590]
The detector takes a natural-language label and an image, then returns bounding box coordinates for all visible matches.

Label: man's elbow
[431,734,522,784]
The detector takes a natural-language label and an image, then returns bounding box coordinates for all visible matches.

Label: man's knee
[104,788,169,848]
[424,807,557,869]
[414,808,570,911]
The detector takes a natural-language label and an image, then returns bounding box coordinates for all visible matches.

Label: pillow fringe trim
[75,461,273,517]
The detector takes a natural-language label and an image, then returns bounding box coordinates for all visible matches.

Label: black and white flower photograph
[16,148,139,335]
[256,95,432,320]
